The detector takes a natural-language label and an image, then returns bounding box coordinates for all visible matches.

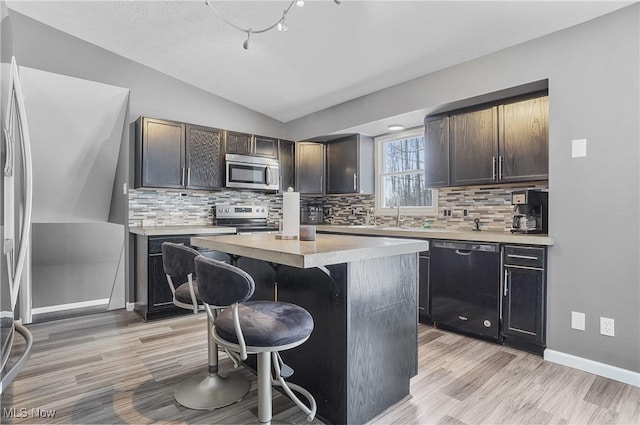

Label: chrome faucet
[391,192,404,227]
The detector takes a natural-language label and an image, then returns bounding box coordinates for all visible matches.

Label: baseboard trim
[31,298,110,315]
[544,349,640,387]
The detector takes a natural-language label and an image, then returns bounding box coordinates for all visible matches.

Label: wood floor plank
[435,414,467,425]
[440,350,517,401]
[3,311,639,425]
[584,376,631,411]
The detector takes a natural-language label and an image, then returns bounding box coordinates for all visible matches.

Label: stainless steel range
[215,204,279,234]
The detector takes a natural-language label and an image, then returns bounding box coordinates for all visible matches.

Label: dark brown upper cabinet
[135,117,223,190]
[254,135,279,158]
[435,92,548,187]
[424,115,450,188]
[224,130,253,156]
[135,117,185,189]
[225,131,279,159]
[278,139,295,193]
[185,124,224,190]
[296,142,325,195]
[450,106,499,186]
[326,134,374,195]
[498,96,549,183]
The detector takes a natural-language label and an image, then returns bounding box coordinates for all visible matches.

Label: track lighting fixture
[243,29,251,50]
[277,11,288,32]
[205,0,340,50]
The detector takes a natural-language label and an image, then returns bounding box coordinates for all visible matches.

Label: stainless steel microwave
[225,154,280,191]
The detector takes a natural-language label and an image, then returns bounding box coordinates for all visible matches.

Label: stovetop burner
[215,204,274,231]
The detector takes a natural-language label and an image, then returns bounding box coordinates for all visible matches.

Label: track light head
[243,29,251,50]
[334,0,341,4]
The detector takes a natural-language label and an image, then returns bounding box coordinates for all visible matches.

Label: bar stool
[161,242,250,410]
[195,255,317,423]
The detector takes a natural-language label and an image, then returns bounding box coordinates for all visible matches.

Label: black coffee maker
[511,189,548,234]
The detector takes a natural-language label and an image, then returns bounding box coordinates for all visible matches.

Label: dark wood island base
[191,234,426,425]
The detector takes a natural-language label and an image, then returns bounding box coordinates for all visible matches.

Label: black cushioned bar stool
[161,242,250,410]
[195,255,317,423]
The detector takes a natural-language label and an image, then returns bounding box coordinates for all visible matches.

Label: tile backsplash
[128,189,283,227]
[321,184,548,231]
[129,183,547,232]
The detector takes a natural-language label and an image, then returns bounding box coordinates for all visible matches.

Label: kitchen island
[191,233,428,425]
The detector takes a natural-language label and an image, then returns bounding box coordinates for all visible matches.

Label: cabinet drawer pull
[507,254,539,260]
[353,173,357,190]
[504,264,543,271]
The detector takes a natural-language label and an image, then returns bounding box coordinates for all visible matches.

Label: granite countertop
[315,225,554,246]
[191,233,428,268]
[129,225,236,236]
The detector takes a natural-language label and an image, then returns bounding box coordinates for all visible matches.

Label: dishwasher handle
[455,249,472,256]
[432,240,499,252]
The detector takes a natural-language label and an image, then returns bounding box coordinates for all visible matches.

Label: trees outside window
[376,129,437,216]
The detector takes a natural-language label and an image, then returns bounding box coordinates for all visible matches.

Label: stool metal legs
[175,309,250,410]
[257,352,272,423]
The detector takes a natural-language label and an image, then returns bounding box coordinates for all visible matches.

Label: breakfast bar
[191,233,428,425]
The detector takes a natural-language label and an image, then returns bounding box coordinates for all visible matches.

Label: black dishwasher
[430,240,501,341]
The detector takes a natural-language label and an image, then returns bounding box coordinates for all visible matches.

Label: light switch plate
[571,311,586,331]
[572,138,587,158]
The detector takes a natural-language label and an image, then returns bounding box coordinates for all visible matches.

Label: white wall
[287,5,640,373]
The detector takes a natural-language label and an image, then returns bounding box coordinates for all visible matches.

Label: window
[375,128,437,215]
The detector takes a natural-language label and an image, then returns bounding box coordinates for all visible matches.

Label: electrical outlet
[463,209,469,217]
[600,317,615,337]
[571,311,585,331]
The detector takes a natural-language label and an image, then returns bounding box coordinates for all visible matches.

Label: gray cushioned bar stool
[195,255,317,423]
[161,242,250,410]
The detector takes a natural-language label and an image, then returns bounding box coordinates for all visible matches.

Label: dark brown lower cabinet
[135,235,190,321]
[501,245,546,355]
[134,234,232,321]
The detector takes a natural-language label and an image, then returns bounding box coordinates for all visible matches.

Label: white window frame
[374,127,438,216]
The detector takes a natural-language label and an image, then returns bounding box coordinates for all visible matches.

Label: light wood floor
[2,310,638,424]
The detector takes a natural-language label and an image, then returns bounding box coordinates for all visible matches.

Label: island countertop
[129,224,236,236]
[191,233,428,268]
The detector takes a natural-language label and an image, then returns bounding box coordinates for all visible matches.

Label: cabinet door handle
[320,175,323,192]
[492,156,497,181]
[504,269,509,296]
[181,167,185,186]
[353,173,357,190]
[499,156,503,180]
[187,168,191,186]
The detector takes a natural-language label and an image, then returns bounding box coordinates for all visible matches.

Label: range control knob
[261,208,265,213]
[225,208,230,213]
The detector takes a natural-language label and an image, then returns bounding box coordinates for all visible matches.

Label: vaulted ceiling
[7,1,633,123]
